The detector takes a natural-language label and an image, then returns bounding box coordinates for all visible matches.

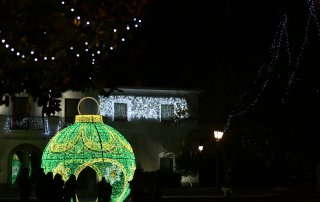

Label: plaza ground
[0,184,318,202]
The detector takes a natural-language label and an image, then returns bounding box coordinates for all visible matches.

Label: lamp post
[198,145,204,152]
[214,130,224,189]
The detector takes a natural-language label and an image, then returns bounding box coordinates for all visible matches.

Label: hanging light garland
[223,0,320,133]
[0,0,149,112]
[0,0,144,65]
[99,95,190,121]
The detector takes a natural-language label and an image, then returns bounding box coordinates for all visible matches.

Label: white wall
[109,119,198,171]
[0,88,201,183]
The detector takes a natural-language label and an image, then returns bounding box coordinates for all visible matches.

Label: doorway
[77,167,98,201]
[9,144,41,185]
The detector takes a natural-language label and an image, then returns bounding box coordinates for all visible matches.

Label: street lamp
[214,130,224,189]
[198,145,204,152]
[214,131,223,141]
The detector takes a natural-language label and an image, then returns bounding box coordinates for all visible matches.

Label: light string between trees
[0,0,142,66]
[223,0,320,133]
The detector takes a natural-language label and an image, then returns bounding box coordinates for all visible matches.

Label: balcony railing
[2,116,78,130]
[5,116,47,130]
[1,115,197,136]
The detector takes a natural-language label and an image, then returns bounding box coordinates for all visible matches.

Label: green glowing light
[11,154,21,184]
[41,115,136,202]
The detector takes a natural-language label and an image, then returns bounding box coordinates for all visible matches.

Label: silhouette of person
[150,171,162,202]
[46,172,54,202]
[105,180,112,201]
[97,177,112,202]
[222,167,234,197]
[130,169,145,202]
[35,168,47,202]
[64,174,78,202]
[53,174,65,202]
[16,167,31,202]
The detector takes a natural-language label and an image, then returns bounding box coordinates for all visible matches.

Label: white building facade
[0,87,201,185]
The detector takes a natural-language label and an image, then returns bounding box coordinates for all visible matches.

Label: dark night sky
[101,0,320,161]
[108,0,319,124]
[109,0,316,100]
[106,0,320,134]
[1,0,316,127]
[113,0,282,88]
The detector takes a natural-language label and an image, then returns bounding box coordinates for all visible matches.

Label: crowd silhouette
[35,168,47,201]
[129,169,163,202]
[16,167,31,202]
[16,167,166,202]
[16,168,112,202]
[97,177,112,202]
[64,174,78,202]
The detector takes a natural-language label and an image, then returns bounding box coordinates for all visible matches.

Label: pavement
[0,184,319,202]
[161,185,319,202]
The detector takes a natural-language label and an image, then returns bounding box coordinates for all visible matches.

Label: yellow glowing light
[42,114,136,202]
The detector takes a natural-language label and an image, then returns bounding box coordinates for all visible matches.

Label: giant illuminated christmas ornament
[41,97,136,202]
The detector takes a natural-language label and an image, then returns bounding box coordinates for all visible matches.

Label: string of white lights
[253,13,287,85]
[0,0,142,65]
[270,13,287,65]
[223,13,288,133]
[99,95,189,121]
[3,116,49,135]
[282,1,313,103]
[223,80,269,133]
[59,0,142,65]
[307,0,320,36]
[224,0,320,133]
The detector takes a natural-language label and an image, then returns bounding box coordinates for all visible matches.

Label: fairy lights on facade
[99,95,189,121]
[4,116,49,135]
[4,116,11,134]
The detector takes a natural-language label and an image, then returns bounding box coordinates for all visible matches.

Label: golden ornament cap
[75,114,103,123]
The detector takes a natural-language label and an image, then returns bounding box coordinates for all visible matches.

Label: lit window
[160,104,174,122]
[114,103,128,121]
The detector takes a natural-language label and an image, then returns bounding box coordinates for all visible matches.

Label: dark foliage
[0,0,150,114]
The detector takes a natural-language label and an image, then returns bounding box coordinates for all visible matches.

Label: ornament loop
[77,97,100,115]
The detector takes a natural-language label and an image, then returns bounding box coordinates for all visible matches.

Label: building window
[65,99,80,123]
[12,97,28,117]
[160,104,174,122]
[114,103,128,121]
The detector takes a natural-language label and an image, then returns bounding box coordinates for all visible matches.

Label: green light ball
[41,115,136,202]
